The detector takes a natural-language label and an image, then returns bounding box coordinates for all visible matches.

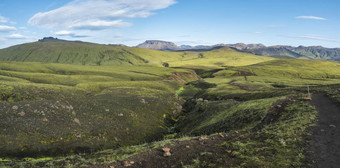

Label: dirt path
[306,93,340,167]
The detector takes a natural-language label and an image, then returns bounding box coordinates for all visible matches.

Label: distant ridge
[136,41,266,51]
[136,40,181,50]
[0,38,272,67]
[136,40,340,62]
[1,37,340,65]
[244,45,340,61]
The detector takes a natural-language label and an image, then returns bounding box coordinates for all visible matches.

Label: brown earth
[89,134,233,168]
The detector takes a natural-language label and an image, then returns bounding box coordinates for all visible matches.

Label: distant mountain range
[0,37,270,67]
[244,45,340,61]
[137,40,340,62]
[1,38,340,65]
[137,40,227,51]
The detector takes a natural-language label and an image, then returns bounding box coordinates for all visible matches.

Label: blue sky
[0,0,339,49]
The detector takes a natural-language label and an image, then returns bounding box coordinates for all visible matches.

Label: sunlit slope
[167,47,275,67]
[0,61,199,156]
[0,42,274,67]
[230,59,340,79]
[0,61,192,86]
[0,41,186,66]
[203,59,340,97]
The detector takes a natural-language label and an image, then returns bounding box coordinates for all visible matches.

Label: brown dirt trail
[306,93,340,168]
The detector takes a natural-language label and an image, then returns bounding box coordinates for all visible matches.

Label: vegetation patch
[0,62,199,157]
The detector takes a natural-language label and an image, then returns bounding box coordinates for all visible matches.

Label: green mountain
[2,38,340,167]
[0,38,274,67]
[0,40,161,66]
[0,61,199,157]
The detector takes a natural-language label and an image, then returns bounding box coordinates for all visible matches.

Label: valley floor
[1,58,340,167]
[92,93,340,168]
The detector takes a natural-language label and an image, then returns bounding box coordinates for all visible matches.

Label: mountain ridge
[1,37,340,66]
[136,40,340,61]
[0,37,273,67]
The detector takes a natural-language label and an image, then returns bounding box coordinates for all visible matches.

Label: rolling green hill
[0,40,276,158]
[4,58,339,167]
[200,59,340,97]
[0,41,170,66]
[1,40,340,167]
[0,61,199,157]
[0,40,274,67]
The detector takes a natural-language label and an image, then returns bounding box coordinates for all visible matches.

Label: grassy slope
[0,61,199,157]
[201,59,340,97]
[0,41,274,158]
[2,45,339,167]
[0,42,273,67]
[235,59,340,79]
[2,87,319,167]
[0,41,184,66]
[168,47,274,68]
[167,59,338,167]
[176,59,340,134]
[165,59,340,167]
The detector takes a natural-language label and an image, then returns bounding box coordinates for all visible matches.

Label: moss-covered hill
[0,61,199,157]
[2,39,340,167]
[4,58,340,167]
[0,40,273,67]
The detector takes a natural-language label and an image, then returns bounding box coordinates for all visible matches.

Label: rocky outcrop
[137,40,181,50]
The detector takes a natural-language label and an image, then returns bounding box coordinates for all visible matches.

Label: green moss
[0,62,199,158]
[222,100,317,167]
[23,157,53,162]
[0,158,10,162]
[177,97,281,135]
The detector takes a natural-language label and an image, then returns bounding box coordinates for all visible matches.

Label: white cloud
[28,0,176,30]
[0,16,8,23]
[72,20,131,30]
[7,34,26,39]
[287,35,340,43]
[296,16,326,20]
[0,25,17,32]
[55,30,73,36]
[54,30,89,38]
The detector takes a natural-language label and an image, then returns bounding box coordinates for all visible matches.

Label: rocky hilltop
[137,40,181,50]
